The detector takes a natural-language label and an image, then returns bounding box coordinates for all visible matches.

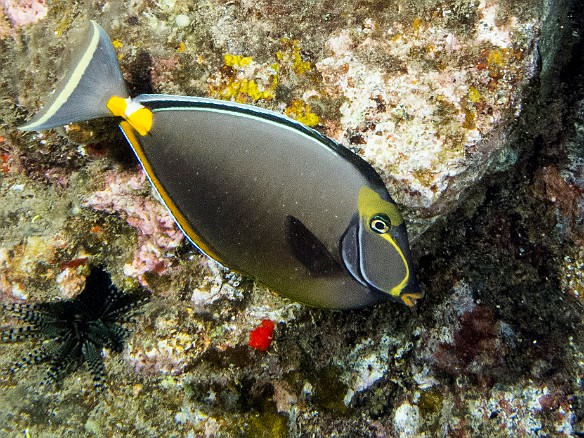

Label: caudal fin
[19,21,128,132]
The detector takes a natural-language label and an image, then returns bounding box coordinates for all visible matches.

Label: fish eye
[370,214,391,234]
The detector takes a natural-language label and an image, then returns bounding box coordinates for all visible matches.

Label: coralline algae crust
[316,8,537,215]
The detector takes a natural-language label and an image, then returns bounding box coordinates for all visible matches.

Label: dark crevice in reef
[291,3,584,420]
[417,0,584,390]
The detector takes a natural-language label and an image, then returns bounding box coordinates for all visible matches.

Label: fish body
[20,22,422,309]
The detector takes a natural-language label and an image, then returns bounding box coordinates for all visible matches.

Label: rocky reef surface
[0,0,582,436]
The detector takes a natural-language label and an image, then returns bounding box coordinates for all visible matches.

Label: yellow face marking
[358,186,403,226]
[119,121,223,263]
[107,96,153,136]
[357,186,410,299]
[386,232,410,299]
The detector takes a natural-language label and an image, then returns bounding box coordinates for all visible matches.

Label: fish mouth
[397,280,424,307]
[364,279,424,307]
[401,291,424,307]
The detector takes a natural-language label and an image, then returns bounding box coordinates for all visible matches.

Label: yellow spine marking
[107,96,153,136]
[126,107,153,136]
[106,96,128,118]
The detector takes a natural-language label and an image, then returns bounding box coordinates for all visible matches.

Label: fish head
[341,186,423,307]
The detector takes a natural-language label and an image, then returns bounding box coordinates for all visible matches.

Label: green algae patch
[313,365,350,416]
[418,389,444,416]
[245,406,288,438]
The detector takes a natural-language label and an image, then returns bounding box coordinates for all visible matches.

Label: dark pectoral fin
[285,215,341,276]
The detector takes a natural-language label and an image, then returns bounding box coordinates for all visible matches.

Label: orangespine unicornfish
[19,21,423,309]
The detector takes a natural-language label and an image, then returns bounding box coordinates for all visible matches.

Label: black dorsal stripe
[134,94,391,199]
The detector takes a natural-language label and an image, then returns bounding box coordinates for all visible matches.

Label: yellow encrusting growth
[276,39,311,75]
[284,99,320,127]
[221,78,276,102]
[208,54,279,103]
[412,17,424,33]
[208,39,315,105]
[112,39,123,60]
[482,47,522,83]
[487,48,507,67]
[224,54,253,68]
[468,86,482,103]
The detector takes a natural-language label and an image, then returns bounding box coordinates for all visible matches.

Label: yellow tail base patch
[107,96,153,136]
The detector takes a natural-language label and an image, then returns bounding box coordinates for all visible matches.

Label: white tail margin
[19,21,128,131]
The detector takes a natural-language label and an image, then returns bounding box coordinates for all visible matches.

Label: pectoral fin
[285,215,341,276]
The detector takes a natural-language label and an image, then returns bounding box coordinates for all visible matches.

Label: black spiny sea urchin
[1,267,148,390]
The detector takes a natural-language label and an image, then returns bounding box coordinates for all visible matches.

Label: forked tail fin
[19,21,128,131]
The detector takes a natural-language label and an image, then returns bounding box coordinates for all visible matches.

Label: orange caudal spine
[107,96,153,136]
